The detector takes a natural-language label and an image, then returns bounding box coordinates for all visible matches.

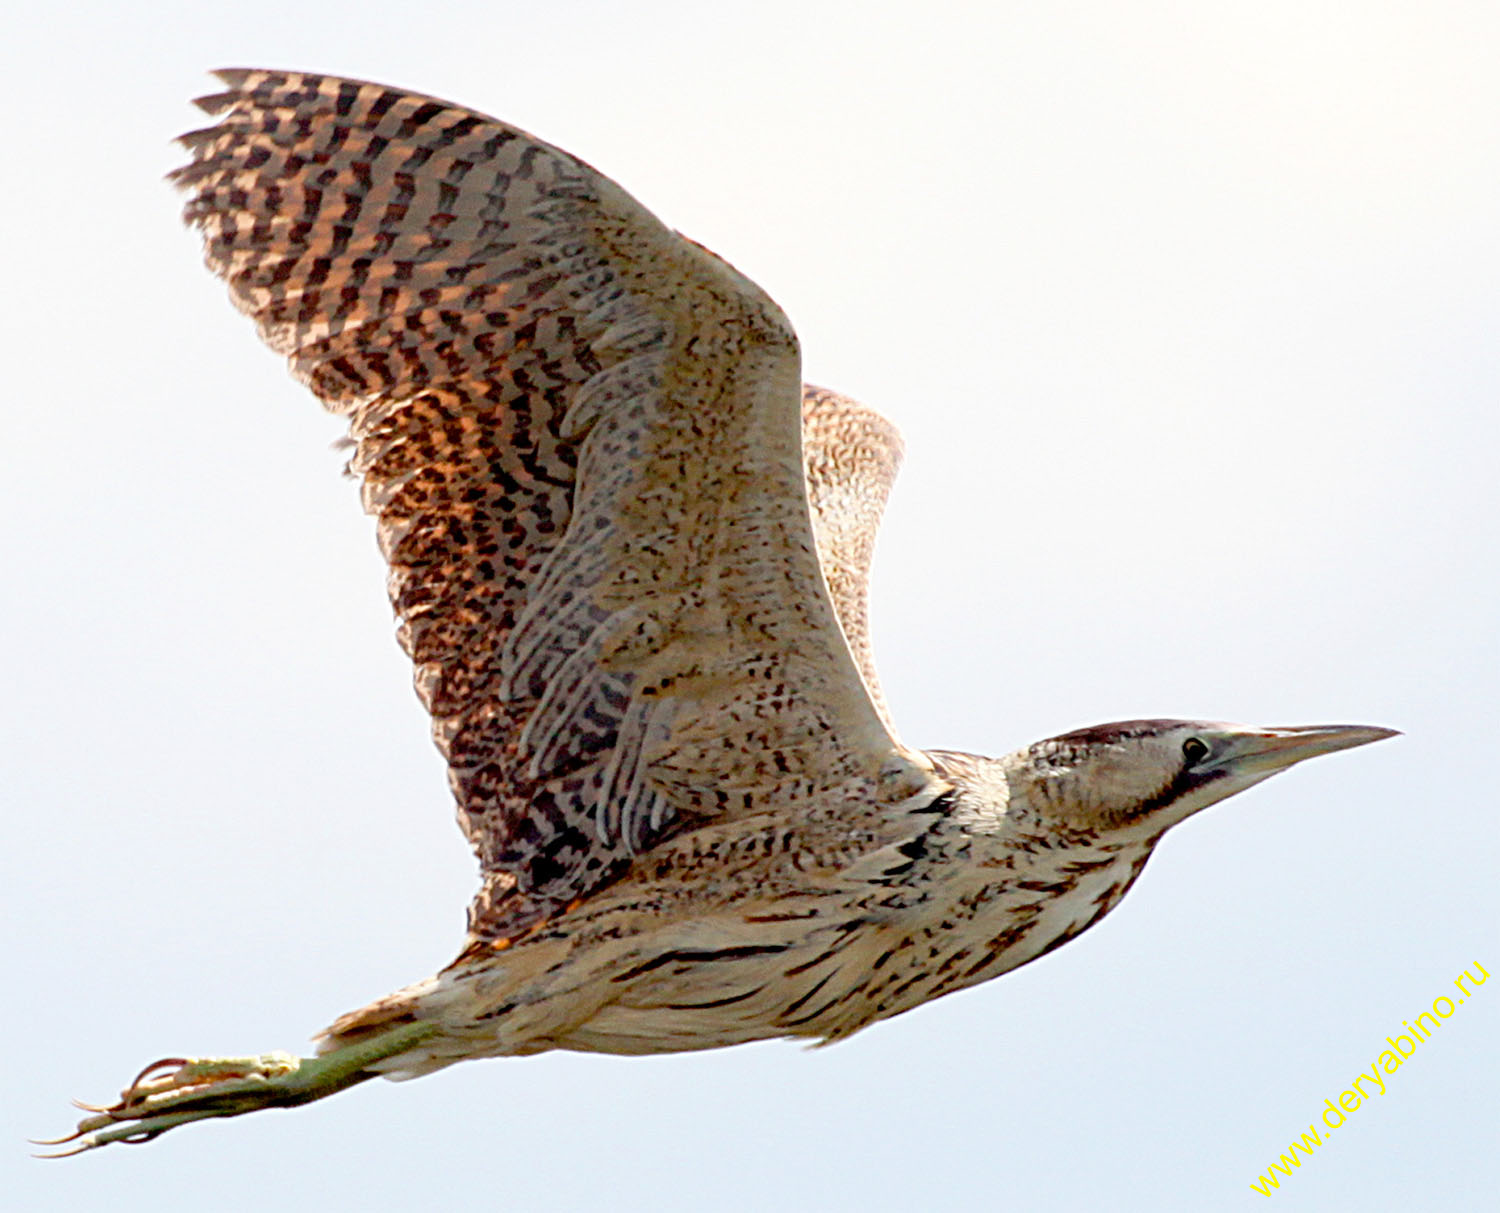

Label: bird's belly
[551,921,884,1056]
[555,1003,785,1056]
[448,847,1151,1060]
[548,870,1138,1056]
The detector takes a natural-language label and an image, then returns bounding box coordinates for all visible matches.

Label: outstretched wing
[800,386,905,734]
[173,70,937,932]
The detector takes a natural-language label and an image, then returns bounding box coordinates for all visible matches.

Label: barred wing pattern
[173,70,934,936]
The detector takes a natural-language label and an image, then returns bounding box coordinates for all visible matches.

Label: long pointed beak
[1216,724,1400,774]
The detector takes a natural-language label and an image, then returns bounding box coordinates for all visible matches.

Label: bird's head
[1007,719,1397,837]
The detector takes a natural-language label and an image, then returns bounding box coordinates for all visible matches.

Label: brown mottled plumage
[45,70,1394,1153]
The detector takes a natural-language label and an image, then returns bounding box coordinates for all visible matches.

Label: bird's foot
[37,1021,437,1155]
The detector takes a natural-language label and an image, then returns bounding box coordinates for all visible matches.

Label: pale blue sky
[4,2,1496,1209]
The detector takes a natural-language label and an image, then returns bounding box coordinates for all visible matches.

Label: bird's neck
[877,750,1160,991]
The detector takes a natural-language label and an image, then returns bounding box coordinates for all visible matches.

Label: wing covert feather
[172,70,937,932]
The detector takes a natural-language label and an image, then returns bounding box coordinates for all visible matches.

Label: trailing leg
[39,1020,438,1155]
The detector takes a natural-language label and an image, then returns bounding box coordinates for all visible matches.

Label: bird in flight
[46,69,1394,1153]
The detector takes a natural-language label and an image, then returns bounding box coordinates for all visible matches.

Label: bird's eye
[1182,737,1210,766]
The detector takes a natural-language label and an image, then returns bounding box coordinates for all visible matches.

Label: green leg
[38,1020,439,1155]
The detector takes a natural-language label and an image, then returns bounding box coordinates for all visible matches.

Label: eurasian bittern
[45,70,1394,1154]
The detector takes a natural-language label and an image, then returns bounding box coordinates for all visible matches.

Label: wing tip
[191,67,295,113]
[191,68,259,114]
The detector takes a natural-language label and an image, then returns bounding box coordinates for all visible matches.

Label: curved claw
[29,1127,88,1149]
[33,1140,97,1160]
[129,1057,190,1090]
[34,1106,216,1157]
